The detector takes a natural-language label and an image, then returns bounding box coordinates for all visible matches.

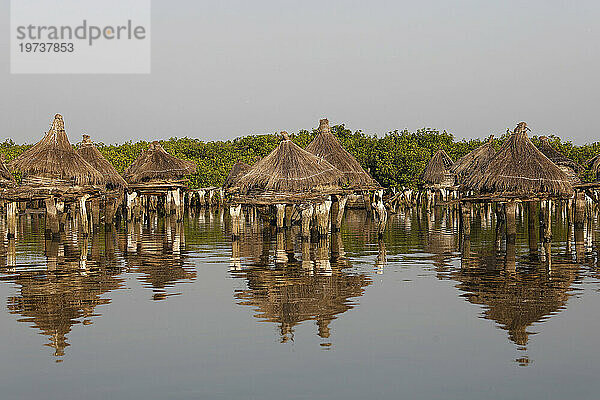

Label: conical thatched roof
[451,136,496,184]
[9,114,103,186]
[421,149,454,186]
[0,155,16,186]
[306,119,380,190]
[76,135,128,189]
[537,136,581,171]
[465,123,573,197]
[124,141,196,184]
[235,132,343,195]
[223,161,251,189]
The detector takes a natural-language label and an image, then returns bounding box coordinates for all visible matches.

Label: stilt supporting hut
[229,131,343,239]
[6,114,104,239]
[464,122,573,245]
[123,141,196,223]
[420,149,456,212]
[305,119,384,232]
[76,134,128,229]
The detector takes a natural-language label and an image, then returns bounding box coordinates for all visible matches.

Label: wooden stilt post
[6,201,17,239]
[543,199,552,242]
[373,190,387,238]
[230,204,243,238]
[44,197,60,239]
[505,201,517,243]
[461,201,471,238]
[284,205,293,229]
[301,204,314,239]
[527,201,537,252]
[275,204,286,231]
[332,195,348,231]
[314,199,331,237]
[79,195,91,236]
[574,191,586,229]
[91,198,101,228]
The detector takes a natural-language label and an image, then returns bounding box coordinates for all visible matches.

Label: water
[1,207,600,399]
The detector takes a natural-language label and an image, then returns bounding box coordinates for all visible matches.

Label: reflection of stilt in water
[275,232,288,265]
[575,225,585,263]
[505,239,516,274]
[330,231,345,266]
[461,237,471,270]
[314,236,331,276]
[79,236,89,273]
[7,238,16,269]
[230,238,242,271]
[301,239,313,275]
[375,238,386,275]
[527,202,538,255]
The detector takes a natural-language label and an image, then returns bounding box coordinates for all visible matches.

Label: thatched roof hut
[465,123,572,197]
[306,119,380,190]
[223,161,251,190]
[0,155,16,187]
[421,149,454,187]
[537,136,581,184]
[451,136,496,185]
[235,132,343,195]
[9,114,103,186]
[124,141,196,184]
[76,135,127,189]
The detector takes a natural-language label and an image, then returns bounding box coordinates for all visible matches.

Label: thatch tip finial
[51,114,65,132]
[515,122,530,134]
[281,131,290,141]
[319,118,331,134]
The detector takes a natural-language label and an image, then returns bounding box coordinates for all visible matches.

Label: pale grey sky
[1,0,599,144]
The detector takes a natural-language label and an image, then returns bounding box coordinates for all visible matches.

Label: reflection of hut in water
[306,119,380,191]
[2,234,123,359]
[536,136,581,184]
[447,250,577,348]
[232,231,370,343]
[451,136,496,186]
[124,220,196,300]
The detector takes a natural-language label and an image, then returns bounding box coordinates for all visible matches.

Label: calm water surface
[1,207,600,399]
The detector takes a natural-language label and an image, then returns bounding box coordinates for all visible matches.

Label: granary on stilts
[229,131,344,238]
[463,122,573,245]
[123,141,196,223]
[305,119,385,232]
[420,149,455,211]
[5,114,105,239]
[76,134,128,229]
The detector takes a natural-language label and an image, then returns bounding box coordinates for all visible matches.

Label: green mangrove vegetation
[2,124,599,189]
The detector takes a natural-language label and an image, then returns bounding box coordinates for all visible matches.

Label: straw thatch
[465,122,573,197]
[223,161,251,189]
[235,132,343,195]
[537,136,581,183]
[0,155,16,186]
[306,119,380,190]
[9,114,103,186]
[585,153,600,180]
[451,136,496,184]
[124,141,196,184]
[421,149,454,187]
[76,135,128,189]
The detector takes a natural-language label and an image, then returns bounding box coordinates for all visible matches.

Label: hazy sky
[1,0,599,144]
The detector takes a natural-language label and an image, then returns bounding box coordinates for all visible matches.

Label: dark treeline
[2,125,599,189]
